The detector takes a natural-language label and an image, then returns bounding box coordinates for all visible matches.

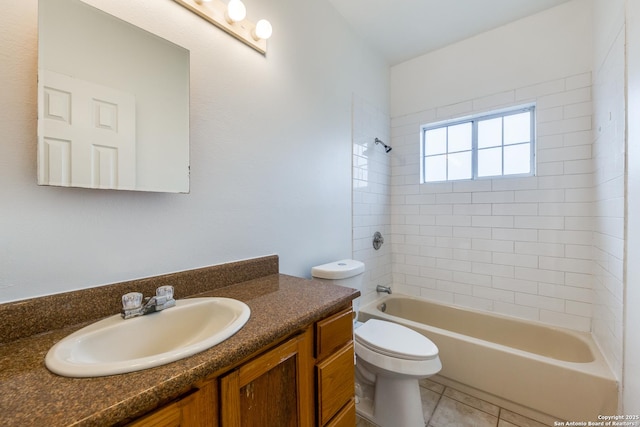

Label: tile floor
[356,377,555,427]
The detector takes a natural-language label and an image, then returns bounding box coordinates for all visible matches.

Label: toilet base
[355,376,425,427]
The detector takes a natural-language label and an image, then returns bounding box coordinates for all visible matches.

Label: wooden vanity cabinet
[128,305,355,427]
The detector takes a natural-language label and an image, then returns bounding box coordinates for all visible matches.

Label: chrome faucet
[121,286,176,319]
[376,285,392,294]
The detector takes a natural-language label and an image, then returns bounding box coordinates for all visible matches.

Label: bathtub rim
[358,293,616,382]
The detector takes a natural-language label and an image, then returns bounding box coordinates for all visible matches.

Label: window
[421,105,535,183]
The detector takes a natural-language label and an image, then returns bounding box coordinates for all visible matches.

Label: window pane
[448,151,472,180]
[424,128,447,155]
[424,155,447,182]
[504,143,531,175]
[421,105,534,183]
[504,112,531,145]
[478,147,502,177]
[448,123,472,153]
[478,117,502,148]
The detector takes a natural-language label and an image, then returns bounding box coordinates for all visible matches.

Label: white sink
[45,297,250,377]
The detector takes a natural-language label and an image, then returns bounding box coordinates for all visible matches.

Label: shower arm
[374,137,392,153]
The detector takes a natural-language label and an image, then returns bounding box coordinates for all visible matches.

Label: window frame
[420,104,536,183]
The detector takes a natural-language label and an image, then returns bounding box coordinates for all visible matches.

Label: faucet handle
[156,285,174,300]
[122,292,143,310]
[155,285,176,310]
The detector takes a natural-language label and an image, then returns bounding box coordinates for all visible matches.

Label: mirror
[38,0,190,193]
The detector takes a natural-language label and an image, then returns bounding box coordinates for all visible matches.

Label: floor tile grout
[425,389,444,426]
[356,379,554,427]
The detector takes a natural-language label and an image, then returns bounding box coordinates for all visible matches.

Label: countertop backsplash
[0,255,279,344]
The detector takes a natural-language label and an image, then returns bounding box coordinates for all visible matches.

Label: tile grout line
[424,385,445,427]
[360,381,555,427]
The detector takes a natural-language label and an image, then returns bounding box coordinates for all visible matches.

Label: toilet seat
[355,319,438,361]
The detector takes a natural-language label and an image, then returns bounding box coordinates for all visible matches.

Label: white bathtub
[358,294,617,421]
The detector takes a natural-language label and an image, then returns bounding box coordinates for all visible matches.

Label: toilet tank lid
[311,259,365,279]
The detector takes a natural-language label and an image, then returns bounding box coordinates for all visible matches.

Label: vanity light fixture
[173,0,272,55]
[225,0,246,23]
[253,19,272,41]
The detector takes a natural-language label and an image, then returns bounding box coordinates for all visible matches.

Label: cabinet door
[220,330,313,427]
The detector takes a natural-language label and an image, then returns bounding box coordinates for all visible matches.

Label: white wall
[389,0,640,411]
[391,0,592,118]
[390,72,594,331]
[623,0,640,414]
[0,0,388,302]
[389,0,594,330]
[352,94,392,309]
[593,0,640,412]
[592,0,625,388]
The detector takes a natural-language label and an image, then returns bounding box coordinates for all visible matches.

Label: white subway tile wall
[352,95,392,308]
[390,72,595,332]
[592,24,625,378]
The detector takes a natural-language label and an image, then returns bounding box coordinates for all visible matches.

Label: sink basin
[45,297,250,377]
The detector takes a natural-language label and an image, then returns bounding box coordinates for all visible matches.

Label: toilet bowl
[311,260,442,427]
[354,319,441,427]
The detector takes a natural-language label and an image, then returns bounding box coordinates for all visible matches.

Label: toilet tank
[311,259,365,291]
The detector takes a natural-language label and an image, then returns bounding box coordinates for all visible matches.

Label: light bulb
[226,0,246,23]
[253,19,272,40]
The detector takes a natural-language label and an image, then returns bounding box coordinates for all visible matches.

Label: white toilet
[311,259,442,427]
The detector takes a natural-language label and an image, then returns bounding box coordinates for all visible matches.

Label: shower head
[374,137,392,153]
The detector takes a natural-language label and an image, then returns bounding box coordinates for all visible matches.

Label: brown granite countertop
[0,274,358,426]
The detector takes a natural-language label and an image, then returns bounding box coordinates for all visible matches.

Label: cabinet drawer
[316,343,355,426]
[315,308,353,360]
[325,398,355,427]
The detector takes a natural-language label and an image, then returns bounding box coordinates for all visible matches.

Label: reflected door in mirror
[38,70,136,190]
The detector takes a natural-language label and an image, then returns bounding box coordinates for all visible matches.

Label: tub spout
[376,285,392,294]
